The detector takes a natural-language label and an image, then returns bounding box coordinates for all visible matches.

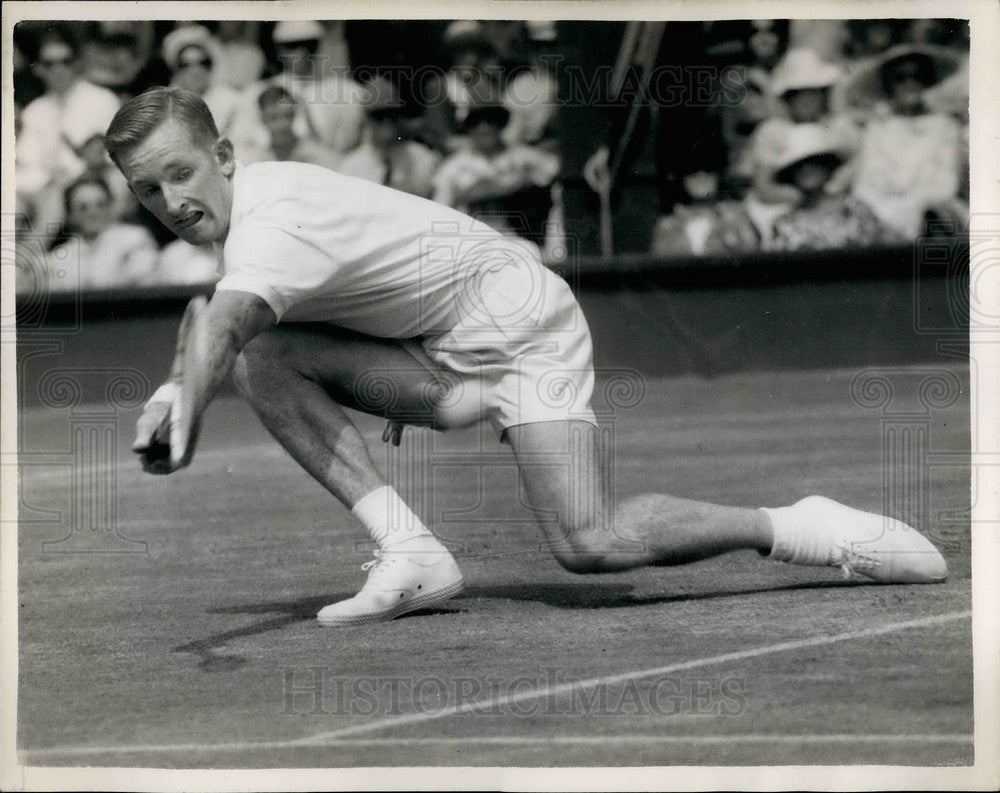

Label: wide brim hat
[770,47,843,96]
[771,123,849,182]
[842,44,962,106]
[161,24,221,72]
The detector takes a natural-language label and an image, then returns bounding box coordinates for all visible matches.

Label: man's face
[68,183,112,240]
[174,45,213,96]
[785,88,827,123]
[887,61,928,114]
[277,39,319,79]
[35,41,77,95]
[118,117,235,245]
[791,159,833,196]
[261,101,297,148]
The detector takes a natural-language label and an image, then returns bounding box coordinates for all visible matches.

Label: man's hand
[134,291,277,476]
[583,145,611,194]
[382,420,404,447]
[132,382,181,475]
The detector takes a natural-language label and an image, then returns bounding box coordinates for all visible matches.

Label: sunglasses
[178,57,212,70]
[39,56,74,68]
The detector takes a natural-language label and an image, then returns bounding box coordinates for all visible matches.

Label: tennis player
[106,88,947,627]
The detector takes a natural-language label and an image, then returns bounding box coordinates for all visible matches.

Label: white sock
[761,500,837,566]
[351,486,435,550]
[761,505,795,561]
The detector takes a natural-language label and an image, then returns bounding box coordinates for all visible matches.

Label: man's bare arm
[186,290,277,419]
[133,290,276,473]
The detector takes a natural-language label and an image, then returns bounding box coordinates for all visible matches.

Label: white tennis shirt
[215,161,517,338]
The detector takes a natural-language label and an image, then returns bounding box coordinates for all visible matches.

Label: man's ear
[214,137,236,177]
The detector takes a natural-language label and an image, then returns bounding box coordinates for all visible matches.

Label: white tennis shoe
[317,537,464,626]
[764,496,947,584]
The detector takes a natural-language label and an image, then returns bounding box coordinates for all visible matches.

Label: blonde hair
[105,87,219,168]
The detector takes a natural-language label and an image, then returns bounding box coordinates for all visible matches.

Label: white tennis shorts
[405,248,597,436]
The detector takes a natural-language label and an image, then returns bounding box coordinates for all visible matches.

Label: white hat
[272,20,324,43]
[771,123,848,177]
[841,44,963,107]
[161,25,219,72]
[770,47,843,96]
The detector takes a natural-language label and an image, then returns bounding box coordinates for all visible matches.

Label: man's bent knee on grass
[108,86,948,629]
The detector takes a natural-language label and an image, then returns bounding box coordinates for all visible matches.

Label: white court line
[22,610,972,760]
[25,734,973,759]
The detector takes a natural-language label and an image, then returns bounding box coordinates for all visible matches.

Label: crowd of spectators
[13,18,969,293]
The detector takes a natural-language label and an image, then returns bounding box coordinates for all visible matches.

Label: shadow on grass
[174,595,464,671]
[462,579,867,610]
[174,579,864,672]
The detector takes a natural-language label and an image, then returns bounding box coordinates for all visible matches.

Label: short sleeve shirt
[215,161,513,338]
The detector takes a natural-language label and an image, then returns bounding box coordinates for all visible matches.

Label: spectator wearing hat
[161,25,240,136]
[845,45,966,239]
[46,176,158,291]
[770,125,896,251]
[740,48,860,244]
[421,21,506,154]
[432,100,559,247]
[745,48,860,197]
[339,79,441,198]
[16,28,121,247]
[241,86,341,170]
[228,21,366,165]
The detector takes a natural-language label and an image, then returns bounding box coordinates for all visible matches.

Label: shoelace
[836,542,884,579]
[360,549,382,572]
[359,549,401,589]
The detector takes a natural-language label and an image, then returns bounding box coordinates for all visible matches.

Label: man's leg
[232,324,472,624]
[506,420,947,583]
[505,420,771,572]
